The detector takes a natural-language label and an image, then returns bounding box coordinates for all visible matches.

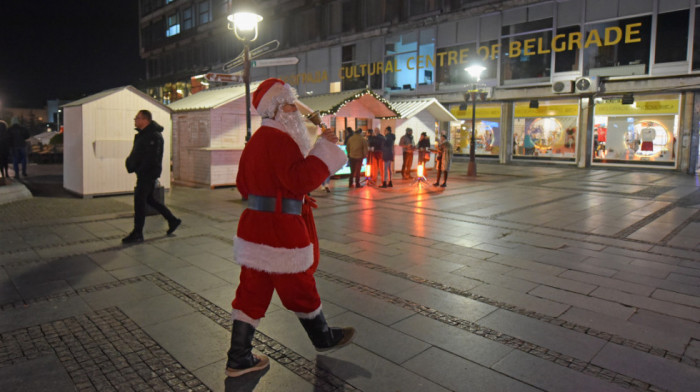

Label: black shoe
[167,218,182,235]
[324,186,331,193]
[433,182,439,186]
[356,183,363,188]
[388,181,393,187]
[380,182,387,188]
[299,312,356,352]
[226,320,270,377]
[440,183,447,187]
[348,183,354,188]
[122,232,144,244]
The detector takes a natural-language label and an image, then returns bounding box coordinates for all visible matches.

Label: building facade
[139,0,700,172]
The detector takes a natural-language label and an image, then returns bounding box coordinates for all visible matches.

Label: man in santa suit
[225,78,354,377]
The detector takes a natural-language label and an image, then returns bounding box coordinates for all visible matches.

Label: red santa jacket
[233,119,347,273]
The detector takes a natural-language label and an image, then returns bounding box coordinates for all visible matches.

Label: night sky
[0,0,144,108]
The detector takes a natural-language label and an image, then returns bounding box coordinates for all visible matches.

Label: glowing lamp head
[365,164,371,177]
[228,12,263,31]
[417,164,424,178]
[465,65,486,81]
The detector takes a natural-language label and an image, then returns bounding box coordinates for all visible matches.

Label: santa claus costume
[225,78,354,377]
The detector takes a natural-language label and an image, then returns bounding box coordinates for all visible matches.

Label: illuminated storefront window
[450,104,501,157]
[513,99,579,161]
[592,94,679,167]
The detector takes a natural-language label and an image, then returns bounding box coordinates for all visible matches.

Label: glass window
[384,32,419,90]
[513,99,579,161]
[386,32,418,55]
[584,16,651,76]
[502,18,553,36]
[694,8,700,70]
[554,26,580,72]
[182,7,194,31]
[501,31,552,82]
[592,94,679,166]
[166,13,180,37]
[198,1,210,25]
[450,103,502,157]
[436,43,477,85]
[655,10,689,63]
[418,29,436,85]
[340,45,366,90]
[410,0,440,17]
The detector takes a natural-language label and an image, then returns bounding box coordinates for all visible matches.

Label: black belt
[247,194,302,215]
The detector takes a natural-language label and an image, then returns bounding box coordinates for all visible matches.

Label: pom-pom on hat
[252,78,297,118]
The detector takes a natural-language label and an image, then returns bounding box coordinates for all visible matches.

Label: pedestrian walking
[7,117,29,179]
[380,126,395,188]
[227,78,355,378]
[399,128,415,179]
[122,110,181,244]
[434,134,453,187]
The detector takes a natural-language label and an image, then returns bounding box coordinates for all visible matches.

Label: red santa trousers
[232,265,322,320]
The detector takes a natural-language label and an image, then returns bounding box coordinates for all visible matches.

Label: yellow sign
[514,104,579,118]
[451,105,502,119]
[594,99,679,115]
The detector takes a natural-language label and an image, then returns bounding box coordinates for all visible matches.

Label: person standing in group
[369,127,384,183]
[416,132,430,167]
[434,134,453,187]
[345,127,368,188]
[380,126,395,188]
[0,121,10,179]
[399,128,415,179]
[227,78,355,378]
[122,110,181,244]
[7,117,29,179]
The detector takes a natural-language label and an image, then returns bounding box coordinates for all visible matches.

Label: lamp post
[464,65,486,177]
[227,9,262,142]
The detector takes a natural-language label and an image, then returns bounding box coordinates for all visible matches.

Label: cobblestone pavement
[0,161,699,391]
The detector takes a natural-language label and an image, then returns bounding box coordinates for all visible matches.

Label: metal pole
[244,44,252,142]
[467,90,477,177]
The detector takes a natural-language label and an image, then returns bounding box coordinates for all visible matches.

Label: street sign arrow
[205,72,244,83]
[223,40,280,71]
[252,57,299,67]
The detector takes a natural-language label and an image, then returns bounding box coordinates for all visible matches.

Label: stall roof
[389,97,458,122]
[168,82,262,112]
[298,89,400,119]
[63,85,170,111]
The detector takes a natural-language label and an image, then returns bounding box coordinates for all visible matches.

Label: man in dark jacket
[7,117,30,179]
[123,110,181,244]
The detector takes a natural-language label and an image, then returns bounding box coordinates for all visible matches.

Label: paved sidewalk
[0,162,699,391]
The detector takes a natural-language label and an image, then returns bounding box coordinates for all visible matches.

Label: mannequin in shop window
[641,126,655,152]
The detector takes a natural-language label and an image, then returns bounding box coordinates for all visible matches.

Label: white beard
[276,109,312,157]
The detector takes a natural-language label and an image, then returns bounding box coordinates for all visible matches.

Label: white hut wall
[63,106,84,194]
[395,111,438,170]
[173,111,211,186]
[81,93,171,195]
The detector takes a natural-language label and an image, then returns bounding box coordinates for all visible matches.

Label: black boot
[388,181,393,187]
[225,320,270,377]
[122,231,144,244]
[433,171,441,186]
[380,181,387,188]
[441,172,448,187]
[299,312,355,352]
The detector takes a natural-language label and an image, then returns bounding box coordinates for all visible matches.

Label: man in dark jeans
[123,110,181,244]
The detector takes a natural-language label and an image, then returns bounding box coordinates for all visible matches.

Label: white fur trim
[294,305,322,319]
[232,310,260,328]
[234,235,314,273]
[309,138,348,175]
[256,83,297,118]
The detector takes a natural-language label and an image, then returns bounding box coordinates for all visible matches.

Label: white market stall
[297,89,400,175]
[62,86,172,197]
[389,97,457,172]
[168,82,261,188]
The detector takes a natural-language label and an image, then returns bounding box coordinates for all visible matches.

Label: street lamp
[227,8,263,142]
[464,64,486,177]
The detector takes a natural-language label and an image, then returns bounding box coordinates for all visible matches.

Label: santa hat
[252,78,297,118]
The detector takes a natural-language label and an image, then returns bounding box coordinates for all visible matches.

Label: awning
[168,82,261,112]
[389,97,458,122]
[297,89,400,119]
